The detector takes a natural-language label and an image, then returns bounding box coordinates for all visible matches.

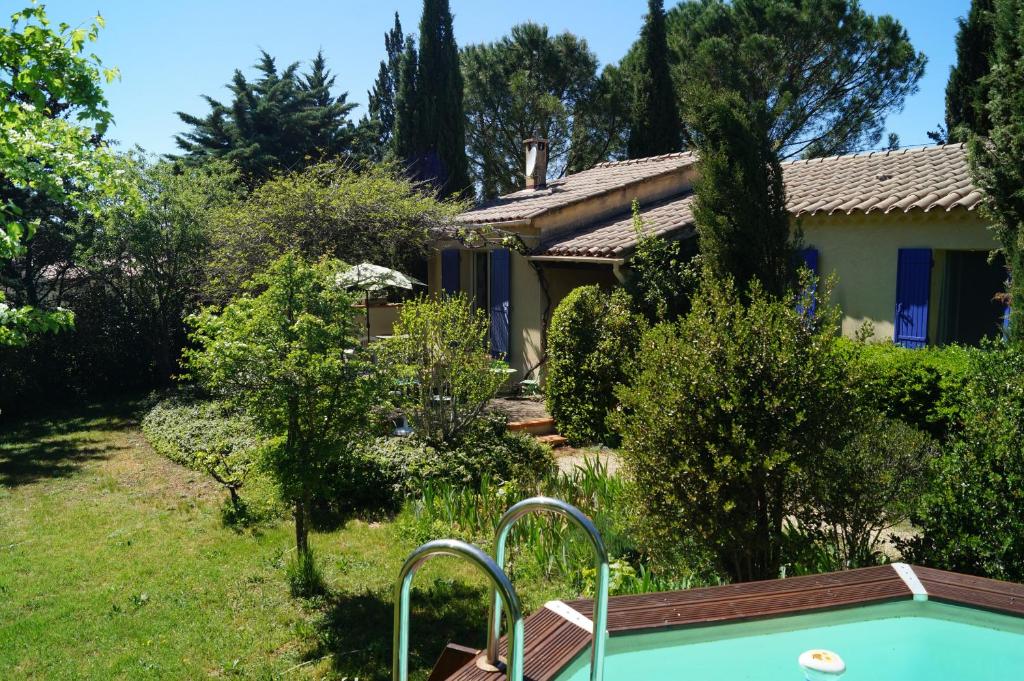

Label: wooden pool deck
[439,564,1024,681]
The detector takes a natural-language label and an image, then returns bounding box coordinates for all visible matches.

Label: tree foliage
[204,161,463,304]
[663,0,925,159]
[968,0,1024,342]
[85,158,239,381]
[0,2,124,345]
[946,0,997,142]
[627,0,681,158]
[612,274,851,582]
[362,12,405,156]
[797,415,938,569]
[185,254,382,554]
[687,83,795,296]
[897,343,1024,581]
[174,50,358,183]
[462,23,630,198]
[393,0,471,198]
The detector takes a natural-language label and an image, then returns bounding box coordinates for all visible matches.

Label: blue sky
[44,0,970,156]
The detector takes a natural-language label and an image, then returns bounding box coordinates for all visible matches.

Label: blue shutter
[797,248,819,317]
[441,249,460,295]
[894,248,932,348]
[489,248,511,358]
[800,248,819,275]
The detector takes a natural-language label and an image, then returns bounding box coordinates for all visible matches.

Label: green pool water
[554,600,1024,681]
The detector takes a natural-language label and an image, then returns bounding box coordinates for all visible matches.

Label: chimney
[524,137,549,190]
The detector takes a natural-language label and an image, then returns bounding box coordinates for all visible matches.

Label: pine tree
[175,51,356,182]
[968,0,1024,341]
[366,13,404,151]
[628,0,681,158]
[946,0,997,141]
[392,36,420,170]
[413,0,471,198]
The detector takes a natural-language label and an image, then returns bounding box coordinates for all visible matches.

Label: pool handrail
[486,496,609,681]
[393,539,525,681]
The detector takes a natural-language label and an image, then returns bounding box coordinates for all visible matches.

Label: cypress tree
[392,36,420,169]
[414,0,471,198]
[367,13,404,150]
[946,0,997,141]
[968,0,1024,341]
[628,0,681,158]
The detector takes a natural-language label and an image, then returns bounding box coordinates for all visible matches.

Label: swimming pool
[438,564,1024,681]
[553,600,1024,681]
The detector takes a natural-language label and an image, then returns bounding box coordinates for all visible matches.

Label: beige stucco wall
[801,209,997,342]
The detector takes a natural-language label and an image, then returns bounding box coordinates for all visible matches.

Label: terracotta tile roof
[534,144,981,258]
[784,143,980,217]
[537,193,696,258]
[458,152,696,225]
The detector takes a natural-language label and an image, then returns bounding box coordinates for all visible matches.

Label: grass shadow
[315,581,489,681]
[0,397,143,488]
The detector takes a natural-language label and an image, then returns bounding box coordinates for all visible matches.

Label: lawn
[0,401,515,680]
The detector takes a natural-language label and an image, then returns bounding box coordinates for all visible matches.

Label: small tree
[379,294,506,447]
[185,254,381,555]
[612,272,852,582]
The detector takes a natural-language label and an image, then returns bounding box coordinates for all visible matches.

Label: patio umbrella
[336,263,424,343]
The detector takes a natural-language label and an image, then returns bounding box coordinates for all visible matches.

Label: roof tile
[463,144,982,258]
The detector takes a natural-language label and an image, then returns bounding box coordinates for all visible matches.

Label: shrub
[897,343,1024,580]
[840,339,972,440]
[356,413,555,504]
[141,395,262,507]
[546,286,645,445]
[623,200,699,324]
[795,414,939,570]
[378,295,508,447]
[612,274,854,582]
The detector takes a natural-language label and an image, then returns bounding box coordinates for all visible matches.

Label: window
[473,251,489,312]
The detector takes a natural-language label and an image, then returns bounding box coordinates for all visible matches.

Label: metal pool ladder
[485,496,610,681]
[393,538,525,681]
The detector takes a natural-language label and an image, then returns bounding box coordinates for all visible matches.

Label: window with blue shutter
[441,249,460,295]
[489,248,511,358]
[797,247,819,317]
[894,248,932,348]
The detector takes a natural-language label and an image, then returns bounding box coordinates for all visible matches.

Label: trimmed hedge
[839,339,972,440]
[546,286,645,445]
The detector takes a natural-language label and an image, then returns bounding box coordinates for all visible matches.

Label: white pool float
[798,649,846,680]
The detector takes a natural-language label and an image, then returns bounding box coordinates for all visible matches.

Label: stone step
[507,417,555,436]
[535,434,569,448]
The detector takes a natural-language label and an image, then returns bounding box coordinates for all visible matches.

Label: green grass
[0,401,528,680]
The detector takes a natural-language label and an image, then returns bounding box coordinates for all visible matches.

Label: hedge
[839,339,972,440]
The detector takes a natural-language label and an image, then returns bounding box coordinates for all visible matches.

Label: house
[428,140,1003,380]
